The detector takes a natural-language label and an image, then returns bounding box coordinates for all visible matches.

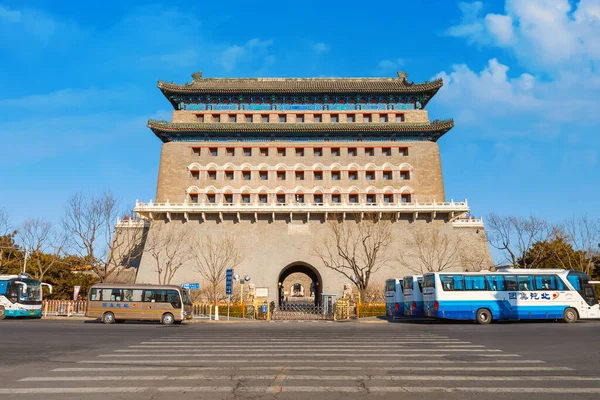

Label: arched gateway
[278,262,322,306]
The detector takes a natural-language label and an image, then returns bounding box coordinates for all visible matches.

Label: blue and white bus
[385,278,404,319]
[423,268,599,324]
[0,274,52,319]
[403,275,424,317]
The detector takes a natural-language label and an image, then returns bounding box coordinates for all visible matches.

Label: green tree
[519,234,589,271]
[44,255,97,300]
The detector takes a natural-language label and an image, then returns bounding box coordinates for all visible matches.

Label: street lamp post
[235,274,251,319]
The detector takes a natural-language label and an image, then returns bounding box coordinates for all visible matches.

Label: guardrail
[43,300,87,317]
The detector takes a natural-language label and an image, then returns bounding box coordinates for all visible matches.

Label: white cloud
[0,5,21,22]
[0,87,140,109]
[312,42,330,54]
[445,1,486,44]
[484,14,514,45]
[377,58,406,73]
[219,38,274,72]
[446,0,600,73]
[433,58,600,139]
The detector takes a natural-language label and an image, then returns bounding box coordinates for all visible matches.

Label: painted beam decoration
[168,94,426,111]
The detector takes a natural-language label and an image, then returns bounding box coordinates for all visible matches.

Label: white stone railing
[115,217,150,228]
[452,216,485,228]
[134,199,470,217]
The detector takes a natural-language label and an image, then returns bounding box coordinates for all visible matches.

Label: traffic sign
[226,269,233,295]
[181,283,200,290]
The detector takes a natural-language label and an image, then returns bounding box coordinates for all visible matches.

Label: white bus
[385,278,404,319]
[403,275,424,318]
[0,274,52,319]
[423,268,599,324]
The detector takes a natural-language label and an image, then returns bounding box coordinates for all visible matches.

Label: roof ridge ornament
[397,71,414,86]
[191,71,203,82]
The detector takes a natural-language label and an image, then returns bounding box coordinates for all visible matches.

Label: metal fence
[43,300,87,317]
[271,303,334,321]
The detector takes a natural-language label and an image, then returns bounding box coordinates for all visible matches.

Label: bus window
[534,275,558,290]
[567,273,582,290]
[486,275,505,291]
[167,290,182,308]
[123,289,143,302]
[465,276,486,291]
[440,275,464,291]
[110,289,123,301]
[424,275,435,288]
[555,276,567,290]
[504,275,518,291]
[143,290,155,302]
[518,275,533,291]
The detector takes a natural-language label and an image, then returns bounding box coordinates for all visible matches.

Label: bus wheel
[563,308,578,323]
[102,312,115,324]
[476,309,492,325]
[0,306,5,320]
[161,313,174,325]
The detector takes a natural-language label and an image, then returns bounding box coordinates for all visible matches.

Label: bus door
[568,272,600,318]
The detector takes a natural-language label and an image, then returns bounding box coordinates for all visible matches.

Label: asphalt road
[0,318,599,399]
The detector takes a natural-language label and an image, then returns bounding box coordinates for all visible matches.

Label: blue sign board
[181,283,200,290]
[226,269,233,295]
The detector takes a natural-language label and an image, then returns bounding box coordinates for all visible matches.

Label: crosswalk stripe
[127,343,474,349]
[140,340,460,345]
[80,357,523,364]
[3,386,600,394]
[56,365,572,373]
[113,347,491,354]
[96,352,512,358]
[22,374,598,382]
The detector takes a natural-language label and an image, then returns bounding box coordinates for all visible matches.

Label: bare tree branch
[557,215,600,275]
[399,224,461,274]
[62,191,143,282]
[144,222,191,285]
[312,214,393,298]
[17,218,66,282]
[487,213,551,268]
[190,233,244,304]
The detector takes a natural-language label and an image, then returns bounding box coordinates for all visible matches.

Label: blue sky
[1,0,599,262]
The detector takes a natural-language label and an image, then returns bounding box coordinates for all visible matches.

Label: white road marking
[56,365,572,373]
[131,341,469,347]
[98,350,506,357]
[114,347,485,353]
[22,374,597,382]
[80,356,523,364]
[3,386,600,394]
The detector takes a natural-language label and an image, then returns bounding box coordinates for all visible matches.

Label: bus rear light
[434,301,439,311]
[394,303,399,311]
[412,301,417,311]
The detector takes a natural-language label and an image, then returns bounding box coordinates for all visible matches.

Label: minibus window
[168,290,182,308]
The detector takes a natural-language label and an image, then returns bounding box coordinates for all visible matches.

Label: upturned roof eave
[156,79,443,94]
[147,120,453,143]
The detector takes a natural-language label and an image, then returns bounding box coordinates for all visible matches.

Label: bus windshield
[181,290,192,306]
[20,280,42,303]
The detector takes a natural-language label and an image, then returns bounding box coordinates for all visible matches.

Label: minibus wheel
[563,308,578,323]
[102,312,115,324]
[476,309,492,325]
[161,313,175,325]
[0,306,5,320]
